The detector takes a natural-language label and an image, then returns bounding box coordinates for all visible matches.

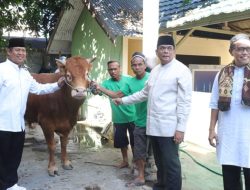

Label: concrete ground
[17,126,223,190]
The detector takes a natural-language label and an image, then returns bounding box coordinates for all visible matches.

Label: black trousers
[150,136,181,190]
[222,165,250,190]
[0,131,25,190]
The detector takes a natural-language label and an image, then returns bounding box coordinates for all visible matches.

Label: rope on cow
[89,81,103,96]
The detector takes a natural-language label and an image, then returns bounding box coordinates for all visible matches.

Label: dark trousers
[150,136,181,190]
[222,165,250,190]
[113,122,135,148]
[0,131,25,190]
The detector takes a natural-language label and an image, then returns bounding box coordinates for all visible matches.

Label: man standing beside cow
[93,52,152,186]
[113,35,192,190]
[0,38,65,190]
[93,60,136,169]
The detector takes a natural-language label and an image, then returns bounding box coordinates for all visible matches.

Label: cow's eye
[66,73,72,82]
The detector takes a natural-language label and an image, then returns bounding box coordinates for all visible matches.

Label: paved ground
[180,143,223,190]
[17,126,223,190]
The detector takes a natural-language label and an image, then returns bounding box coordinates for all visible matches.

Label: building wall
[70,8,234,128]
[72,7,123,82]
[123,37,143,76]
[71,7,124,126]
[175,36,232,147]
[123,35,233,73]
[176,36,232,65]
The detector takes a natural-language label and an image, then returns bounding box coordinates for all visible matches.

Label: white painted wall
[185,92,214,150]
[143,0,159,69]
[175,36,233,148]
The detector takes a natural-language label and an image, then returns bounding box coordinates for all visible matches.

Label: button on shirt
[0,59,60,132]
[122,59,192,137]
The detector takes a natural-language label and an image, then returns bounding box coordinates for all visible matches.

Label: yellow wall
[123,37,142,76]
[176,36,232,65]
[128,39,142,75]
[123,35,233,76]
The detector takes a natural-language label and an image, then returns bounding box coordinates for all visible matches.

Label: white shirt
[0,59,60,132]
[122,58,192,137]
[210,66,250,167]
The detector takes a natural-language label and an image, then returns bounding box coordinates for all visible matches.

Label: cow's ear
[56,61,66,75]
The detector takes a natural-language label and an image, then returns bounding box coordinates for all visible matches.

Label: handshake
[112,98,123,105]
[89,81,123,105]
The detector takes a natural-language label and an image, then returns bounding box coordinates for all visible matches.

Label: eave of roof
[159,0,250,33]
[47,0,84,54]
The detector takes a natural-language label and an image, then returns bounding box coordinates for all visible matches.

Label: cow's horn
[87,57,96,63]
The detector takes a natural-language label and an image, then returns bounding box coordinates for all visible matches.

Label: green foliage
[21,0,73,39]
[0,0,73,42]
[0,1,23,31]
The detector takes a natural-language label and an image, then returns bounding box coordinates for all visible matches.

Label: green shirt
[102,75,136,124]
[121,72,149,128]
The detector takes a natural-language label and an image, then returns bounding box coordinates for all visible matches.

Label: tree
[0,0,73,46]
[0,0,23,46]
[21,0,73,41]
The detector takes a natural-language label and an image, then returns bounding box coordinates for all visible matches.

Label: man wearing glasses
[209,33,250,190]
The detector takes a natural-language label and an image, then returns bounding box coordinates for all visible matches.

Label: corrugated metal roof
[159,0,250,32]
[47,0,142,54]
[86,0,142,38]
[160,0,214,23]
[47,0,84,54]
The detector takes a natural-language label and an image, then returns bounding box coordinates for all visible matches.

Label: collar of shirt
[6,59,20,71]
[160,58,175,67]
[6,59,29,71]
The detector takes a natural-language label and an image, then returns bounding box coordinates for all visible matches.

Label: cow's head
[56,56,95,99]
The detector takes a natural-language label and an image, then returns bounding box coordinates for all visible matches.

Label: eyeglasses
[234,47,250,53]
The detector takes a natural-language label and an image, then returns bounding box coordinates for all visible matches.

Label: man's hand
[89,81,102,95]
[112,98,123,105]
[174,131,184,144]
[208,129,218,147]
[90,81,100,90]
[57,76,65,88]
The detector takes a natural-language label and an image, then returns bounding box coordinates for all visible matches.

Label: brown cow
[25,56,95,176]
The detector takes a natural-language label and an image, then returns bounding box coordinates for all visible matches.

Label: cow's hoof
[48,170,60,177]
[62,164,73,170]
